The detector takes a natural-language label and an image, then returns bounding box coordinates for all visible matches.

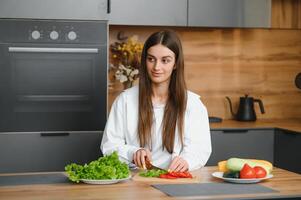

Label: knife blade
[145,158,165,171]
[119,154,165,171]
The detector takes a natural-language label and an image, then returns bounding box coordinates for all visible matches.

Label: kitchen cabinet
[188,0,271,28]
[0,132,103,173]
[0,0,109,20]
[108,0,187,26]
[109,0,272,27]
[274,129,301,174]
[206,129,274,166]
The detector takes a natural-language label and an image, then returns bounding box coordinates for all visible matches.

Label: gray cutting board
[152,182,278,197]
[0,173,70,186]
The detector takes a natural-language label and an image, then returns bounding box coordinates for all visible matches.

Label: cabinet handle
[222,129,249,133]
[107,0,111,13]
[40,132,70,137]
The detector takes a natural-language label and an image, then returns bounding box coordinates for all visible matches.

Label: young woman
[101,30,211,172]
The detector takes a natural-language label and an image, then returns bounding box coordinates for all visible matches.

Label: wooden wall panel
[272,0,301,29]
[108,26,301,120]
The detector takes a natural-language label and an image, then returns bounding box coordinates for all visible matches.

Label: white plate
[80,175,131,185]
[212,172,273,184]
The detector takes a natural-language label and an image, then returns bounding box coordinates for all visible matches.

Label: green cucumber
[226,158,271,174]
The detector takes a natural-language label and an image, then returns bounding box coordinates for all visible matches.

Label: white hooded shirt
[101,85,212,170]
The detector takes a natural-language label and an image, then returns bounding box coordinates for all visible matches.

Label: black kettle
[225,95,265,121]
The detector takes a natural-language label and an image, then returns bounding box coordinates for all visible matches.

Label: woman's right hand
[133,149,152,169]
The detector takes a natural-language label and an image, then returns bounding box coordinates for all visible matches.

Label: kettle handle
[225,96,236,117]
[254,99,265,114]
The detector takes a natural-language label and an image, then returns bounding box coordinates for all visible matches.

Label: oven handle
[8,47,99,53]
[17,95,90,101]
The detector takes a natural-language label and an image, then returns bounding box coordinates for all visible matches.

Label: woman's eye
[147,57,155,62]
[162,59,171,64]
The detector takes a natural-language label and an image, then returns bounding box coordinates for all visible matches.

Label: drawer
[0,131,103,173]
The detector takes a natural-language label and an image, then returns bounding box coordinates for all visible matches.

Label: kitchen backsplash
[108,26,301,120]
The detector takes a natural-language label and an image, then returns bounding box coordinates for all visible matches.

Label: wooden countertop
[1,167,301,200]
[210,119,301,133]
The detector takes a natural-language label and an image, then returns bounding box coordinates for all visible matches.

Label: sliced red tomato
[159,174,177,179]
[174,172,193,178]
[240,163,256,179]
[166,171,193,178]
[167,172,180,177]
[254,166,267,178]
[159,171,193,179]
[182,171,193,178]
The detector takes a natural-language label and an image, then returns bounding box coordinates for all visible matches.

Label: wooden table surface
[1,167,301,200]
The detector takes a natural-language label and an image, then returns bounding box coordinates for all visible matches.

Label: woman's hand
[133,149,152,169]
[168,156,189,172]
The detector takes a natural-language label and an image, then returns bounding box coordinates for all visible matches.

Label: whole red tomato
[240,163,256,179]
[254,166,267,178]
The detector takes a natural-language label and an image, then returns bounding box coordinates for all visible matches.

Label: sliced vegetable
[159,174,178,179]
[168,171,193,178]
[158,171,193,179]
[139,169,167,177]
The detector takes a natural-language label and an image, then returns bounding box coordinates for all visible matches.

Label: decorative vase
[122,81,133,90]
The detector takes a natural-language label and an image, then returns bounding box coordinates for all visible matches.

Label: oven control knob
[31,30,41,40]
[67,31,77,40]
[50,31,59,40]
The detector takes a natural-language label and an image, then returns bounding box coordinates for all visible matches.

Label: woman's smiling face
[146,44,176,86]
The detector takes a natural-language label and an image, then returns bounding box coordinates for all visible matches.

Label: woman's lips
[152,72,162,77]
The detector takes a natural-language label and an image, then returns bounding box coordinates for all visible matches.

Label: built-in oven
[0,18,107,172]
[0,19,107,132]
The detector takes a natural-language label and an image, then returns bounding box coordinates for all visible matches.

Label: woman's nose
[153,61,161,70]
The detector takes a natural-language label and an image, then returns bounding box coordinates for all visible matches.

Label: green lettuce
[65,152,130,183]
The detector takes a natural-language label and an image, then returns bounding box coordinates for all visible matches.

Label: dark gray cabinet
[108,0,187,26]
[0,0,109,20]
[0,132,103,173]
[274,129,301,174]
[188,0,271,28]
[109,0,271,27]
[207,129,274,166]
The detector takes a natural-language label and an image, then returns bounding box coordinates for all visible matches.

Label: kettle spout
[225,96,236,118]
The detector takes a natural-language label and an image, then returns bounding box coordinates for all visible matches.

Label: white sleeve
[100,93,140,163]
[179,98,212,170]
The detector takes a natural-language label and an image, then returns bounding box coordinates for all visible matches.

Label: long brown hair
[138,30,187,153]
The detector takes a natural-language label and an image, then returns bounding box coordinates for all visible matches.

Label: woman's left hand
[168,156,189,172]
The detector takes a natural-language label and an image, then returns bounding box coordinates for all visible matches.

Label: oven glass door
[2,45,107,132]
